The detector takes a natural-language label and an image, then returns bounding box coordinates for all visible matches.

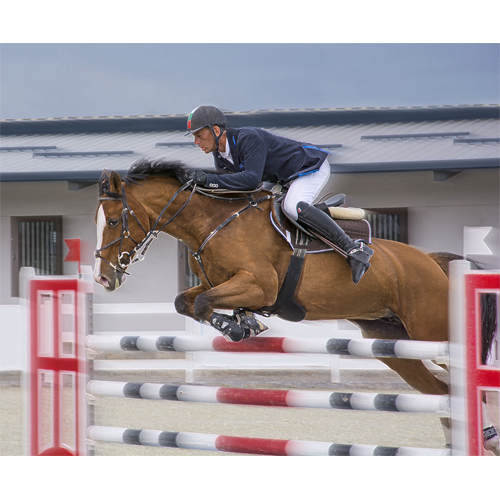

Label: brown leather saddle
[270,192,371,253]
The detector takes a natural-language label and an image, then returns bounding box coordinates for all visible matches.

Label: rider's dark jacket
[204,127,329,190]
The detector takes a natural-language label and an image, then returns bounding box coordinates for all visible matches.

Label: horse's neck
[130,180,247,251]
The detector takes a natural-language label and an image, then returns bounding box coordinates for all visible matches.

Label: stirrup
[348,241,374,262]
[346,242,373,284]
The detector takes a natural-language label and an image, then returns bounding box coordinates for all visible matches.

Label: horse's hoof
[484,435,500,456]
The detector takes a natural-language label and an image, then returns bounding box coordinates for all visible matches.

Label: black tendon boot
[296,201,374,284]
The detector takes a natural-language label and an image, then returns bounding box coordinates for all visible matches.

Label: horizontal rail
[86,335,449,360]
[87,381,450,414]
[87,426,450,456]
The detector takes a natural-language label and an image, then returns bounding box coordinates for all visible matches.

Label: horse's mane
[123,157,190,185]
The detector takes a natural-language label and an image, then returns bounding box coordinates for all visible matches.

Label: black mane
[123,157,190,185]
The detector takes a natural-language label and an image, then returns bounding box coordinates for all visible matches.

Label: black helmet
[183,105,226,137]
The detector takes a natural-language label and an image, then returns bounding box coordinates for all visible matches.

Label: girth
[254,234,308,322]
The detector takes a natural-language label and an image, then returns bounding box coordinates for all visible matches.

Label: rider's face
[193,127,217,154]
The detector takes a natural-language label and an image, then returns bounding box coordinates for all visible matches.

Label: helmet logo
[187,112,193,130]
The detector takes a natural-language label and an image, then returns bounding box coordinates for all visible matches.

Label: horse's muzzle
[94,268,127,292]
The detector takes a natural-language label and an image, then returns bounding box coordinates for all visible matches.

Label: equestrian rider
[184,105,373,284]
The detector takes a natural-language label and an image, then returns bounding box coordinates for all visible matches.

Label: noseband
[95,180,196,275]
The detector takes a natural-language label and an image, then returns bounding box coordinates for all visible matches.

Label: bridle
[95,178,275,286]
[95,179,196,275]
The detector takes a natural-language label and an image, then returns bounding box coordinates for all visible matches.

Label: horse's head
[93,169,151,292]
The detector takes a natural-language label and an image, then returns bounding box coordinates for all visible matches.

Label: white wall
[0,305,22,371]
[330,168,499,210]
[0,180,180,306]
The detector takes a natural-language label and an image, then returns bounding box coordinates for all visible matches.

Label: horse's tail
[481,293,498,365]
[426,251,497,363]
[426,251,490,278]
[426,251,464,278]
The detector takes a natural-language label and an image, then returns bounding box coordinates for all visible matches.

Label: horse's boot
[210,312,251,342]
[483,425,500,455]
[233,308,269,336]
[296,201,374,284]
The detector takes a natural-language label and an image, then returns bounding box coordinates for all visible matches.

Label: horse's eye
[108,219,119,227]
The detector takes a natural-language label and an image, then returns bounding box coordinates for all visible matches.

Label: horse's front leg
[174,284,210,322]
[193,271,277,342]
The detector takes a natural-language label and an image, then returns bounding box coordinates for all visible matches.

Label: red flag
[64,238,81,273]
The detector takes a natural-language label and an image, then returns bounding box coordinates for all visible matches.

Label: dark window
[178,241,201,292]
[364,208,408,244]
[11,216,63,297]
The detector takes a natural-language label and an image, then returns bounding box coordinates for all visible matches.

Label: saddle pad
[270,204,371,253]
[197,186,264,195]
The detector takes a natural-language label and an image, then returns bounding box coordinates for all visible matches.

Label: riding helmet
[183,105,226,137]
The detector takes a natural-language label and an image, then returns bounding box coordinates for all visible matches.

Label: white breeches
[282,160,331,221]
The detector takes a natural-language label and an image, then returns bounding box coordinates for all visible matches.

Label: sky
[1,43,499,120]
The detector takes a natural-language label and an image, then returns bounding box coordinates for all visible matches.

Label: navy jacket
[205,127,329,190]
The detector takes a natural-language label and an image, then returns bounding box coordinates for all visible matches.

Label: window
[11,216,63,297]
[178,241,201,292]
[364,208,408,244]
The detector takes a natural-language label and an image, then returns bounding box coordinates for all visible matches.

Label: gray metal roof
[1,105,499,182]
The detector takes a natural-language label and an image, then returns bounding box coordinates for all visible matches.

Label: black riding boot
[296,201,374,284]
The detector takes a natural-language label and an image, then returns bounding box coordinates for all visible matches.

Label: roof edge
[0,170,122,182]
[2,158,499,182]
[1,104,499,136]
[330,157,500,173]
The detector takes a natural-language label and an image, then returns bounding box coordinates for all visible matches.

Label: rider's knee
[282,199,308,222]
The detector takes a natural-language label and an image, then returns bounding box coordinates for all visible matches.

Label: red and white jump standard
[449,261,500,456]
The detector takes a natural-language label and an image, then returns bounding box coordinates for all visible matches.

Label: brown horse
[92,158,496,451]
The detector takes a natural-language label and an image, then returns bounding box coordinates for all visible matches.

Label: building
[1,104,499,368]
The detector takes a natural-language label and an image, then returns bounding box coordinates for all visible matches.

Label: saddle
[270,191,371,253]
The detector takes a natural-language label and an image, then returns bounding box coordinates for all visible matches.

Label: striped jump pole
[86,335,449,360]
[87,425,450,456]
[87,380,450,415]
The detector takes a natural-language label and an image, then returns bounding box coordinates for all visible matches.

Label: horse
[93,157,498,454]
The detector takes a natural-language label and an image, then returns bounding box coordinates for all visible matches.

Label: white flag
[463,226,493,256]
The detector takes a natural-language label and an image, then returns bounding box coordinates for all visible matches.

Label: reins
[95,179,275,285]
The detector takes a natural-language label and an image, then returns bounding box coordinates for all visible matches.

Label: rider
[184,105,373,284]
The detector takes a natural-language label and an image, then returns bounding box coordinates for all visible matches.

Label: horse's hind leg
[482,399,500,455]
[351,319,449,394]
[352,318,451,447]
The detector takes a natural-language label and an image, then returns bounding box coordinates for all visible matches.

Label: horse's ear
[98,169,111,196]
[108,171,122,193]
[98,169,121,196]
